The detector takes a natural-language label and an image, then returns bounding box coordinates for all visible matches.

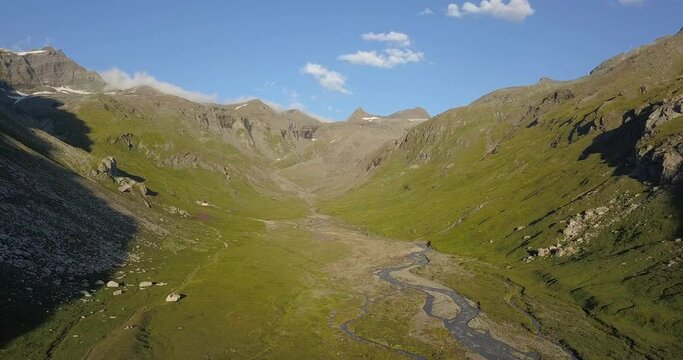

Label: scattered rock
[196,200,210,207]
[94,280,104,285]
[515,225,526,231]
[113,290,123,296]
[106,281,119,288]
[139,281,153,288]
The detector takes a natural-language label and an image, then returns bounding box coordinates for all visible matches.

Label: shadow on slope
[0,86,138,346]
[578,106,649,174]
[579,103,682,229]
[13,96,94,152]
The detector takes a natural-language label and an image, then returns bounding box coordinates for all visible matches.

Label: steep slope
[0,54,313,348]
[324,31,683,358]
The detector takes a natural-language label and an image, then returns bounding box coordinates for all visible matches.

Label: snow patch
[32,91,54,95]
[408,118,428,122]
[15,50,47,56]
[52,86,92,95]
[330,139,337,144]
[8,95,28,104]
[362,116,381,121]
[235,104,248,110]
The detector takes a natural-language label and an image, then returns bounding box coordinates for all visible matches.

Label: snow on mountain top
[0,48,48,56]
[235,104,248,110]
[15,50,47,56]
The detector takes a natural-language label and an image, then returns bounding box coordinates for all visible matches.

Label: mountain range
[0,30,681,359]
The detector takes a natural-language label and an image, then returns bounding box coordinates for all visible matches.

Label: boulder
[137,183,149,196]
[113,290,123,296]
[165,293,182,302]
[139,281,153,288]
[645,95,683,132]
[95,156,118,177]
[106,280,119,288]
[118,183,133,193]
[95,280,105,285]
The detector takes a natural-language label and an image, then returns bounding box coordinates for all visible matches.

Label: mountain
[1,31,682,360]
[323,30,683,358]
[346,106,430,124]
[0,47,106,92]
[277,106,431,196]
[388,106,431,120]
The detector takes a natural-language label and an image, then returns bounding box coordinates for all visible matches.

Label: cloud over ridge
[100,68,218,103]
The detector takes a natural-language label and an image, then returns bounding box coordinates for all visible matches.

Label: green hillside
[323,31,683,358]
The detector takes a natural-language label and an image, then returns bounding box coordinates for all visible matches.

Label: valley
[1,26,682,360]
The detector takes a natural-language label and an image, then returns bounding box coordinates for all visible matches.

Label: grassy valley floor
[1,204,576,359]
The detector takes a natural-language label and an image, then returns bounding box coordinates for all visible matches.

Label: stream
[342,245,537,359]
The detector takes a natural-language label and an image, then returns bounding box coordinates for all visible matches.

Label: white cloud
[617,0,645,5]
[100,68,218,103]
[361,31,411,47]
[338,48,424,69]
[447,0,535,22]
[300,63,351,94]
[446,4,463,17]
[419,8,435,15]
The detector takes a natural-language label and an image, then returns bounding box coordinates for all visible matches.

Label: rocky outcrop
[0,47,106,92]
[644,95,683,132]
[633,139,683,185]
[525,193,645,262]
[108,133,136,150]
[631,95,683,185]
[93,156,119,177]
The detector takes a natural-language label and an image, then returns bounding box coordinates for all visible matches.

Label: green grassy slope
[323,32,683,358]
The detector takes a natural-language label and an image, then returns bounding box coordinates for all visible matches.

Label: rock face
[630,96,683,185]
[0,47,106,92]
[644,95,683,132]
[634,141,683,184]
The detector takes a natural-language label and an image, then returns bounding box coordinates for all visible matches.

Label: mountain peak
[0,47,105,91]
[346,107,374,122]
[388,107,430,120]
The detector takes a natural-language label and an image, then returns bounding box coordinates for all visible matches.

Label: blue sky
[1,1,681,120]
